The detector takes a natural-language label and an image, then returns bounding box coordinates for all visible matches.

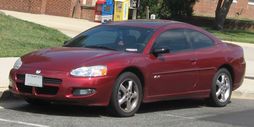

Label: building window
[249,0,254,5]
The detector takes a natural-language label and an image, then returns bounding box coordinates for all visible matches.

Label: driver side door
[147,29,198,98]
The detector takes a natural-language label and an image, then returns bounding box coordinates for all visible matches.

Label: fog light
[73,89,96,96]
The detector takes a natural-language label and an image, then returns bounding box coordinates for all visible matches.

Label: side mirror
[152,47,170,56]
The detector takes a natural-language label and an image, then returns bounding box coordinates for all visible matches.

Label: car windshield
[64,25,154,52]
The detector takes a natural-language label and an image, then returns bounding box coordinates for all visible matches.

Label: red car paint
[9,20,245,106]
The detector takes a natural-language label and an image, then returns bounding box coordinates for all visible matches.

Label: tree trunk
[72,0,81,18]
[215,0,233,30]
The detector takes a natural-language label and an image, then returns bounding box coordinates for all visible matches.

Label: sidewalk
[0,57,18,88]
[1,10,99,37]
[0,10,253,100]
[232,78,254,99]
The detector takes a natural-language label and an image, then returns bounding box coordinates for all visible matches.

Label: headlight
[13,58,22,70]
[70,65,107,77]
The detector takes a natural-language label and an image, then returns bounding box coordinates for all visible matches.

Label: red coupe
[9,20,245,117]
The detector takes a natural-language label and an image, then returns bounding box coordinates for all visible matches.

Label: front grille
[16,83,32,94]
[16,83,59,95]
[44,77,62,85]
[16,74,61,95]
[16,74,62,85]
[17,74,25,81]
[35,86,58,95]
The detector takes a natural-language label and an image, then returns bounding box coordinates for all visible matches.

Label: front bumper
[9,68,115,106]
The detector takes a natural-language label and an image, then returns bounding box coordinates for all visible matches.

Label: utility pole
[146,6,150,19]
[132,9,137,19]
[130,0,138,20]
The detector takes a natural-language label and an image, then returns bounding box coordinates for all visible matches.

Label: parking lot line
[0,118,49,127]
[165,114,196,120]
[164,113,214,120]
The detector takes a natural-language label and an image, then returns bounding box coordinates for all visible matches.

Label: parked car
[9,20,245,117]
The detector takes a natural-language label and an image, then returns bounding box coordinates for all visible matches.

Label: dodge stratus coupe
[9,20,245,117]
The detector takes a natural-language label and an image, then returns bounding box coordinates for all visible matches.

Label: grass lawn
[0,13,253,57]
[204,27,254,44]
[182,15,254,44]
[0,13,70,57]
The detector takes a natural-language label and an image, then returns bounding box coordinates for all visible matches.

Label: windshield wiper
[85,45,117,51]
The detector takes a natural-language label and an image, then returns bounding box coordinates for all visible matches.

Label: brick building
[0,0,96,20]
[0,0,77,17]
[194,0,254,20]
[0,0,254,21]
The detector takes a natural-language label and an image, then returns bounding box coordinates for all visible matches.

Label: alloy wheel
[216,73,231,103]
[117,79,139,113]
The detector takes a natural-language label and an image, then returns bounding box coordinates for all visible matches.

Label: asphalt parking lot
[0,97,253,127]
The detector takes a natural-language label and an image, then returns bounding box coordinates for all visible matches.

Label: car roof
[104,20,183,29]
[103,20,220,43]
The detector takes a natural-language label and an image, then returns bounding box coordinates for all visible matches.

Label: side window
[154,29,191,53]
[186,30,214,49]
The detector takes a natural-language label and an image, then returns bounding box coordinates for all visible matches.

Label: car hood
[21,47,121,71]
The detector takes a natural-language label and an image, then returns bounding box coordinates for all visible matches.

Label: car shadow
[0,95,207,118]
[0,100,107,117]
[138,99,206,114]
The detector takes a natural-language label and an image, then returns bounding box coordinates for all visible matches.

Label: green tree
[138,0,163,19]
[138,0,197,19]
[163,0,197,19]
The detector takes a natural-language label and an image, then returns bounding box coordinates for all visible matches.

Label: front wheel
[108,72,143,117]
[207,68,232,107]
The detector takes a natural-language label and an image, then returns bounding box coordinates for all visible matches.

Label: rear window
[185,29,214,49]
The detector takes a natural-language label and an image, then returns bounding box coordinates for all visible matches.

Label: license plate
[25,74,43,87]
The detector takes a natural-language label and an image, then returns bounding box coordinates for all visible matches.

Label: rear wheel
[108,72,142,117]
[207,68,232,107]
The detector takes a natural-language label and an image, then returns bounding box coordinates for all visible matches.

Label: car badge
[36,70,41,75]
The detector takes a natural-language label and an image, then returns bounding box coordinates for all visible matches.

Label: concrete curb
[232,91,254,100]
[0,87,7,97]
[0,90,12,100]
[0,89,12,101]
[0,91,3,99]
[0,88,22,101]
[0,11,5,15]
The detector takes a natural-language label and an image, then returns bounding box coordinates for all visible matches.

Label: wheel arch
[218,64,235,85]
[118,66,145,90]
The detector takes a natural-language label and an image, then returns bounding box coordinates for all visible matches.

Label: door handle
[190,58,198,62]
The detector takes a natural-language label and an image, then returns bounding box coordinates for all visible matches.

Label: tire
[25,98,50,106]
[207,68,232,107]
[108,72,143,117]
